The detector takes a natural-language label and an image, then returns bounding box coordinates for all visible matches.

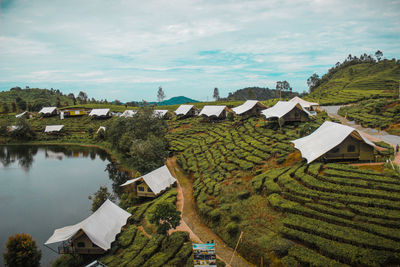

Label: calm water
[0,145,131,266]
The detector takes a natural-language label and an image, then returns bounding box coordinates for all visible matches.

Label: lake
[0,145,131,266]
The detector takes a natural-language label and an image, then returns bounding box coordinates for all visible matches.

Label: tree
[307,73,321,93]
[149,202,181,235]
[375,50,383,61]
[77,91,88,104]
[281,80,292,92]
[15,97,26,111]
[213,88,220,101]
[11,102,17,113]
[157,86,166,103]
[9,118,35,140]
[88,186,116,212]
[2,102,9,113]
[3,233,41,267]
[275,81,282,99]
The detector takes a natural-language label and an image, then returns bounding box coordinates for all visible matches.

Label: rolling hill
[307,59,400,105]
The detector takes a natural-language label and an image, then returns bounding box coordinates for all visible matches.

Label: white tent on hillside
[45,199,130,254]
[96,126,106,134]
[120,110,137,118]
[39,107,58,117]
[153,110,169,118]
[291,121,375,163]
[89,109,111,119]
[232,100,266,116]
[289,96,319,111]
[261,101,309,124]
[121,165,176,197]
[15,111,31,118]
[199,105,227,120]
[44,125,64,133]
[175,104,197,117]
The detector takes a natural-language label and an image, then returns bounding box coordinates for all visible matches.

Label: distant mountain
[152,96,199,106]
[224,87,300,101]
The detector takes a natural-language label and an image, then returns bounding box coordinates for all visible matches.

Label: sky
[0,0,399,102]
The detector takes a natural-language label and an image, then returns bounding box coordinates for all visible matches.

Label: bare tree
[157,86,166,103]
[213,87,220,101]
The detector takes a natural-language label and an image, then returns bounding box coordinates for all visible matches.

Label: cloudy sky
[0,0,399,102]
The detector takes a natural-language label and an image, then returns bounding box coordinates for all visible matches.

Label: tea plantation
[167,114,400,266]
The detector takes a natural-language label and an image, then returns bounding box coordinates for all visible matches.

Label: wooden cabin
[121,165,176,198]
[62,108,90,117]
[262,101,309,125]
[58,230,104,255]
[232,100,267,117]
[292,121,376,163]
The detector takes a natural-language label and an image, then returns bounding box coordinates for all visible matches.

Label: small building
[289,96,319,112]
[45,199,131,255]
[96,126,106,134]
[62,108,90,117]
[89,109,111,119]
[291,121,375,163]
[39,107,59,117]
[153,110,169,119]
[231,100,267,117]
[121,165,176,198]
[174,104,198,118]
[261,101,309,125]
[44,125,64,133]
[15,111,33,119]
[198,105,227,121]
[120,110,138,118]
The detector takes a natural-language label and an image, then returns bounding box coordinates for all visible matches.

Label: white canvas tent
[89,109,110,117]
[121,165,176,195]
[261,101,309,119]
[120,110,137,118]
[291,121,375,163]
[175,105,195,116]
[96,126,106,134]
[39,107,58,115]
[45,199,131,251]
[153,110,168,118]
[289,96,319,110]
[199,105,227,118]
[15,111,27,118]
[44,125,64,133]
[232,100,264,115]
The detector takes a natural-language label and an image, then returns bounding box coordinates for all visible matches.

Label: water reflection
[0,146,131,196]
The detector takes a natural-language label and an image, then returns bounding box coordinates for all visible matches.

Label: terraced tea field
[167,115,400,266]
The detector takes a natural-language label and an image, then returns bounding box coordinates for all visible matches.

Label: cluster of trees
[103,107,169,174]
[225,87,300,101]
[307,50,398,92]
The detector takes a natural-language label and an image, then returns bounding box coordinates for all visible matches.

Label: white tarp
[15,111,27,118]
[89,109,110,117]
[291,121,375,163]
[261,101,308,119]
[97,126,106,133]
[199,105,226,117]
[175,105,194,116]
[289,96,319,109]
[232,100,263,115]
[120,110,137,118]
[45,199,131,251]
[44,125,64,133]
[39,107,57,114]
[121,165,176,195]
[7,125,20,132]
[153,110,168,118]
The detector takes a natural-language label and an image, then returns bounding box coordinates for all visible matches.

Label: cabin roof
[153,110,168,118]
[175,104,194,116]
[45,199,131,251]
[232,100,264,115]
[291,121,375,163]
[120,110,138,117]
[261,101,309,119]
[199,105,227,117]
[89,109,110,116]
[39,107,57,114]
[289,96,319,109]
[121,165,176,195]
[44,125,64,133]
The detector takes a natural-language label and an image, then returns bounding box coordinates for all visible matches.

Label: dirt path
[322,106,400,167]
[166,157,254,267]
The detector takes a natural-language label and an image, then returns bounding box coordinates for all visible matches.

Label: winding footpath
[166,157,254,267]
[321,106,400,166]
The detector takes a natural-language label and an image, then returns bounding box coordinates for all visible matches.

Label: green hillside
[308,59,400,105]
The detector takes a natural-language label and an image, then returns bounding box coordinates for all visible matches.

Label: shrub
[226,222,239,235]
[238,190,250,200]
[3,233,41,267]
